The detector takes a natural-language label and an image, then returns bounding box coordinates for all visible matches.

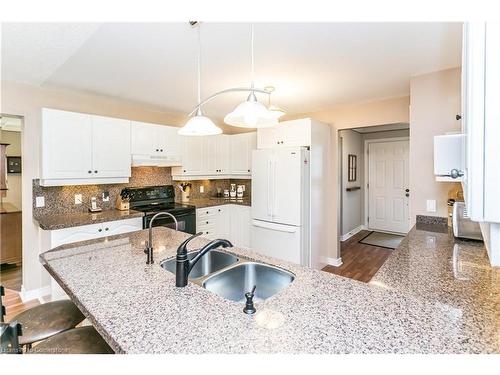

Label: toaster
[452,202,483,241]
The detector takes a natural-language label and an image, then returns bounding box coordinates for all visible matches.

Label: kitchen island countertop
[40,225,499,354]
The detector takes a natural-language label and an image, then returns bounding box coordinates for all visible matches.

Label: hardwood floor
[1,264,22,291]
[322,230,393,283]
[2,287,40,322]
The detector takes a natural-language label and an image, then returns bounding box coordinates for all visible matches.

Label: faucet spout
[145,211,179,265]
[176,237,233,287]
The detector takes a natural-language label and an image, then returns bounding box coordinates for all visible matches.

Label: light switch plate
[74,194,83,205]
[35,196,45,208]
[102,191,110,202]
[426,199,437,213]
[200,186,204,193]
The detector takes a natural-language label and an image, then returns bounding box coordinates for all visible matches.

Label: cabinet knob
[156,149,159,152]
[94,170,98,173]
[183,170,186,173]
[456,114,462,121]
[218,209,221,212]
[98,228,102,232]
[206,221,209,224]
[88,170,92,174]
[206,211,209,214]
[160,149,163,152]
[248,169,250,172]
[105,227,109,231]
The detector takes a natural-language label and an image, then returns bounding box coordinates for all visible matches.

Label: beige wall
[409,68,462,223]
[0,80,202,293]
[0,130,22,208]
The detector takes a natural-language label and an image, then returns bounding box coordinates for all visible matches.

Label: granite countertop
[370,224,500,334]
[183,197,251,209]
[35,209,144,230]
[0,202,21,214]
[40,225,499,353]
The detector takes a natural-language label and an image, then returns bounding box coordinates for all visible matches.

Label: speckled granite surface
[40,226,499,353]
[416,214,448,226]
[370,225,499,339]
[185,197,251,208]
[35,209,144,230]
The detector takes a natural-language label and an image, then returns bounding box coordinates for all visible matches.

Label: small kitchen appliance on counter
[452,201,483,241]
[88,197,102,213]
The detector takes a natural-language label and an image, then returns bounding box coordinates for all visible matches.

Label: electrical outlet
[426,199,436,213]
[35,196,45,208]
[241,185,246,192]
[200,185,204,193]
[74,194,83,205]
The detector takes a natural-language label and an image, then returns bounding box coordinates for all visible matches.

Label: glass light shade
[178,114,222,136]
[224,99,278,128]
[267,105,286,119]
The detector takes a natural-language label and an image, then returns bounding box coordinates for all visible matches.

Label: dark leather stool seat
[11,300,85,346]
[27,326,113,354]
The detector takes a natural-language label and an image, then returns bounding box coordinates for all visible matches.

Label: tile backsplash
[33,166,251,217]
[33,167,173,216]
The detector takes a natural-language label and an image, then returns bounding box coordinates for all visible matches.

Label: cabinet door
[158,125,182,159]
[257,126,279,149]
[181,136,205,175]
[216,135,230,174]
[91,115,131,178]
[131,121,156,155]
[204,136,218,174]
[214,205,230,239]
[229,205,251,248]
[41,108,93,179]
[230,133,255,174]
[281,119,311,147]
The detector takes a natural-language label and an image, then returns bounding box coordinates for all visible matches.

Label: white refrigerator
[251,147,310,266]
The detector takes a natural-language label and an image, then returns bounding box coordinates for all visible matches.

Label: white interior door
[368,140,410,234]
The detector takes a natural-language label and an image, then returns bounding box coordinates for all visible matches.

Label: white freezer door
[251,149,275,222]
[250,220,302,265]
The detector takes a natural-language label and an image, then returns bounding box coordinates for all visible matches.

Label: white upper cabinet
[462,22,500,223]
[41,108,93,180]
[172,132,256,179]
[230,132,257,175]
[91,115,131,178]
[257,118,312,149]
[41,108,131,186]
[130,121,182,166]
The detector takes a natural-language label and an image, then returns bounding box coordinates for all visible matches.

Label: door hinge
[367,216,370,222]
[367,183,369,189]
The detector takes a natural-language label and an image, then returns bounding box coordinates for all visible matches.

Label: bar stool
[1,285,85,349]
[1,285,112,353]
[1,321,22,354]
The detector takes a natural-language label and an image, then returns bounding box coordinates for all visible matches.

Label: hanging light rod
[187,87,272,117]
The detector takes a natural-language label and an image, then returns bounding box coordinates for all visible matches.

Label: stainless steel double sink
[160,250,295,303]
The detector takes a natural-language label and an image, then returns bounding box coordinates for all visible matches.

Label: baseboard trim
[327,257,343,267]
[340,225,366,242]
[19,285,51,303]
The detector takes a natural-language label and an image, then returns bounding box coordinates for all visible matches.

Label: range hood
[131,153,183,167]
[0,143,9,193]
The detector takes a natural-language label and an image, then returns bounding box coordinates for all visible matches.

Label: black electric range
[121,185,196,234]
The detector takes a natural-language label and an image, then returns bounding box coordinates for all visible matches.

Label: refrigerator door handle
[267,159,272,217]
[252,220,298,233]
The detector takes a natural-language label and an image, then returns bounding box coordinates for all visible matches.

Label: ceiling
[351,123,409,133]
[1,22,462,121]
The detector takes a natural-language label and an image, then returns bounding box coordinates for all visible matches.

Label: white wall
[1,80,189,295]
[0,130,22,208]
[409,68,462,223]
[339,129,363,236]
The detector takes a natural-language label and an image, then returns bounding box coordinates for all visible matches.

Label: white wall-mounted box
[433,134,464,182]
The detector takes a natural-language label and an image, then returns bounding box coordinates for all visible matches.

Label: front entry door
[368,140,410,234]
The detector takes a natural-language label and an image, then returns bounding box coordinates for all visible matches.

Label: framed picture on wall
[348,154,357,182]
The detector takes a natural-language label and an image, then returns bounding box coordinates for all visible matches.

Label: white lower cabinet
[41,217,143,299]
[196,205,250,248]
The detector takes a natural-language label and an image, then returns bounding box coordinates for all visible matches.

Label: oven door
[144,211,196,234]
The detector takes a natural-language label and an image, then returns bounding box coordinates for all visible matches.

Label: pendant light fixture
[264,86,286,119]
[178,23,222,136]
[223,24,278,128]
